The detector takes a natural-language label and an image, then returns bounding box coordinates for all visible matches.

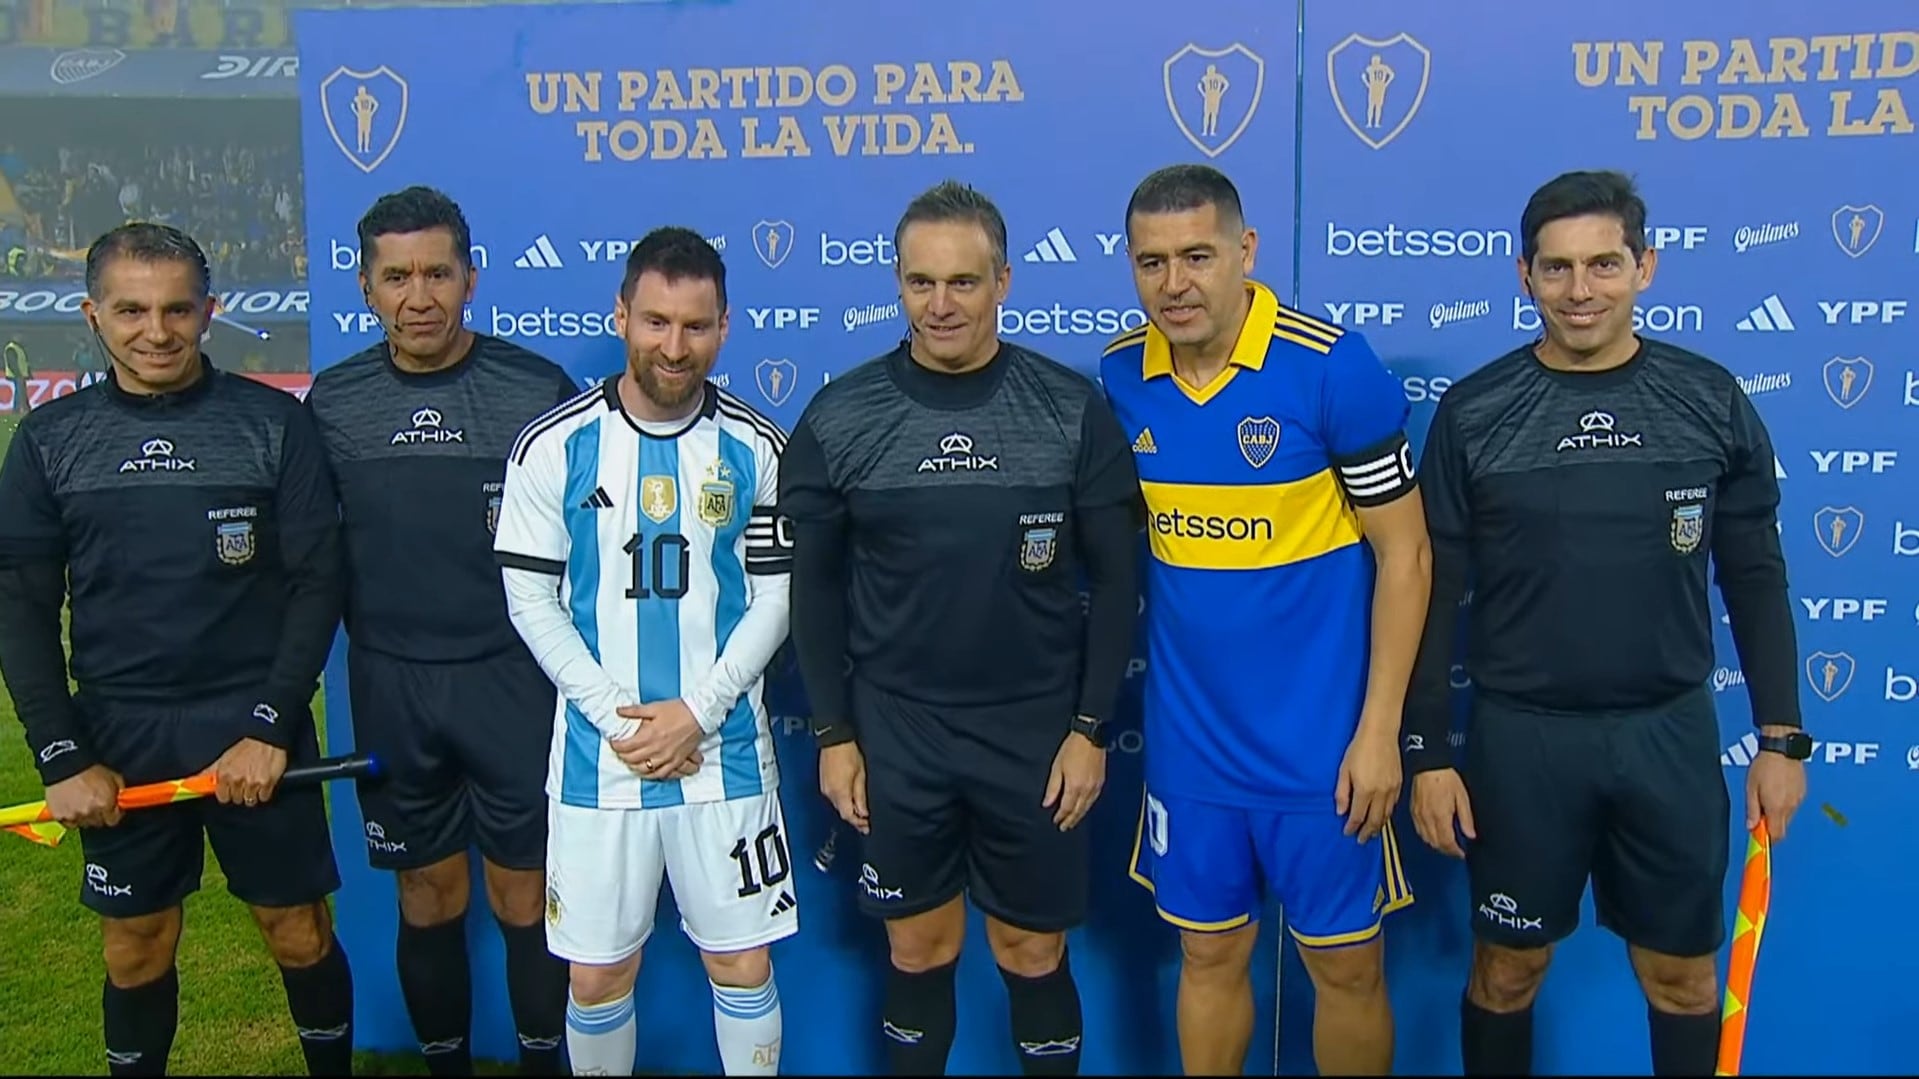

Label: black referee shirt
[0,358,343,785]
[306,334,578,663]
[779,341,1141,744]
[1403,337,1800,773]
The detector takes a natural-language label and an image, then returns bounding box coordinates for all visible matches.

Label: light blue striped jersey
[495,379,791,810]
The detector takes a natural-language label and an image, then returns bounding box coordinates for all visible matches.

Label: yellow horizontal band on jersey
[1140,469,1360,571]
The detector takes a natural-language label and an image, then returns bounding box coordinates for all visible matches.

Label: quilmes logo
[1832,204,1884,258]
[1327,32,1431,150]
[1164,42,1266,158]
[319,65,409,173]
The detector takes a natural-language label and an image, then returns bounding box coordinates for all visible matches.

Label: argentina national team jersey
[494,379,790,810]
[1099,280,1416,812]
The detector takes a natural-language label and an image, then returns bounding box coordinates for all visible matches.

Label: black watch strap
[1069,715,1106,747]
[1757,730,1813,760]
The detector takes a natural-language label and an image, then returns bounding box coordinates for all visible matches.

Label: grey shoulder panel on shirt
[311,336,579,463]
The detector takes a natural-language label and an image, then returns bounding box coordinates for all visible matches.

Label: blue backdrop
[292,1,1917,1073]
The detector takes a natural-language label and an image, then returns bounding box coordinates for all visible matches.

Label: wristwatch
[1069,714,1107,748]
[1757,729,1813,760]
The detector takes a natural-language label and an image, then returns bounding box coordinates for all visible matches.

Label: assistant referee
[0,223,353,1076]
[1402,170,1808,1077]
[780,180,1140,1076]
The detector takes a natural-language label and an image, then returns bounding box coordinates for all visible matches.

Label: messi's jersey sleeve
[495,379,789,811]
[1099,281,1414,812]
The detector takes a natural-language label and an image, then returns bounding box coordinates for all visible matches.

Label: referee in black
[0,223,354,1076]
[307,186,577,1076]
[779,180,1141,1076]
[1401,170,1809,1077]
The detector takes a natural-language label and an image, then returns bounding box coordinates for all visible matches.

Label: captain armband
[1333,431,1416,509]
[745,507,795,576]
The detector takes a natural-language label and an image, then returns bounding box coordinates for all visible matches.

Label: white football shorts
[543,791,801,964]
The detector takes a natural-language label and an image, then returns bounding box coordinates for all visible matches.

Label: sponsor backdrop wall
[292,0,1916,1073]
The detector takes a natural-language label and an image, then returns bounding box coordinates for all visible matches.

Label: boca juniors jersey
[1099,280,1416,811]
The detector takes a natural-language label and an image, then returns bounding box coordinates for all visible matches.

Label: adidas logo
[514,234,565,270]
[579,486,613,510]
[1131,428,1158,454]
[772,889,796,915]
[1022,227,1077,264]
[1735,294,1794,332]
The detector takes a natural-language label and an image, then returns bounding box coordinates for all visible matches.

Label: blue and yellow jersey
[1099,280,1415,812]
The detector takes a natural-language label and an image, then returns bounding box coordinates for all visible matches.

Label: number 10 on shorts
[730,823,792,899]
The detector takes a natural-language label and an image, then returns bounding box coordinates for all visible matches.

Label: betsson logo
[1513,297,1702,333]
[998,304,1147,337]
[1325,222,1514,258]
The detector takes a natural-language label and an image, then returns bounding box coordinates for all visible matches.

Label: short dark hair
[620,227,727,311]
[1125,164,1245,237]
[893,180,1008,270]
[85,222,211,299]
[356,185,473,272]
[1520,170,1648,265]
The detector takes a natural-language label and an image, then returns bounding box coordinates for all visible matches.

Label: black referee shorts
[345,642,557,873]
[853,680,1087,934]
[74,693,340,920]
[1462,686,1729,958]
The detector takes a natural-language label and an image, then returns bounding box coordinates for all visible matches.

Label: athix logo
[514,235,564,270]
[392,406,465,445]
[1477,892,1542,932]
[1806,650,1856,702]
[1733,220,1799,253]
[1555,410,1641,453]
[1824,356,1873,409]
[120,437,195,473]
[918,432,998,474]
[1022,228,1078,264]
[1832,204,1884,258]
[1735,294,1794,332]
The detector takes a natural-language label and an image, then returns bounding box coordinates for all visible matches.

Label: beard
[631,353,706,410]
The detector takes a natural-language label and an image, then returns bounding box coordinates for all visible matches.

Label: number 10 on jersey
[624,532,691,600]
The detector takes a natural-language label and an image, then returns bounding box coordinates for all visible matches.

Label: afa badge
[1020,526,1058,572]
[699,461,736,527]
[1670,503,1703,553]
[545,882,563,927]
[216,521,255,565]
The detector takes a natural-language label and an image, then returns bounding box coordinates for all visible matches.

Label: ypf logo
[1832,204,1884,258]
[1823,356,1873,409]
[320,65,409,173]
[1163,43,1266,158]
[1326,32,1431,150]
[752,220,795,270]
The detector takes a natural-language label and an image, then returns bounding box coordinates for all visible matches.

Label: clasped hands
[609,699,707,780]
